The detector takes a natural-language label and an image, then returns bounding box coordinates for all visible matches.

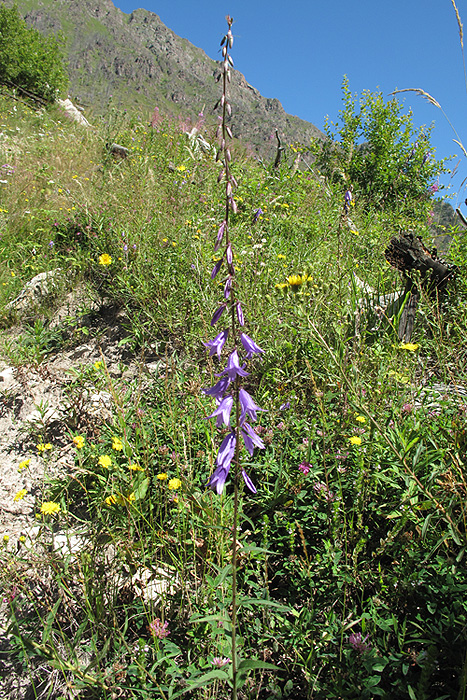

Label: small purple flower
[217,350,249,382]
[279,401,290,411]
[224,276,232,299]
[211,257,224,279]
[203,329,229,359]
[215,221,226,252]
[241,468,257,494]
[298,461,311,475]
[149,618,170,639]
[236,302,245,326]
[402,403,413,414]
[212,656,230,667]
[207,394,234,427]
[344,189,352,212]
[348,632,370,653]
[211,304,227,326]
[239,387,266,424]
[252,207,263,224]
[241,421,265,456]
[203,377,230,400]
[207,432,236,494]
[240,332,264,359]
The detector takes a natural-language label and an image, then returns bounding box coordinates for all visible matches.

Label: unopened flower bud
[226,182,232,197]
[228,56,234,67]
[226,126,233,139]
[224,276,232,299]
[230,197,237,214]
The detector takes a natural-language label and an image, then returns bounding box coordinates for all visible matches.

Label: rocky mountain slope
[1,0,324,158]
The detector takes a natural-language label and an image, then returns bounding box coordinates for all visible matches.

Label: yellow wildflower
[18,459,30,471]
[37,443,52,453]
[3,535,9,543]
[349,436,362,446]
[355,416,366,423]
[98,253,112,266]
[129,463,144,471]
[99,455,112,469]
[157,472,168,480]
[105,494,119,506]
[40,501,61,515]
[127,492,136,502]
[112,437,124,451]
[168,478,182,490]
[93,361,102,370]
[399,342,419,352]
[287,274,307,291]
[73,435,85,449]
[14,489,27,502]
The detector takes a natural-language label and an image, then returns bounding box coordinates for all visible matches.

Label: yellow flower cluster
[73,435,85,449]
[349,436,362,446]
[99,455,112,468]
[98,253,112,266]
[37,443,52,453]
[112,437,124,451]
[275,274,312,293]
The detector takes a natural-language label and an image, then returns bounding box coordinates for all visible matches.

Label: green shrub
[0,4,68,102]
[313,77,446,221]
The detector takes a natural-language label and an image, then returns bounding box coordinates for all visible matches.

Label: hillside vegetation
[0,66,467,700]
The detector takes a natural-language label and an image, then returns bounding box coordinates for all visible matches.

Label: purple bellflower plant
[203,16,266,498]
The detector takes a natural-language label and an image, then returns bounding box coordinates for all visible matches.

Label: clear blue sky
[114,0,467,204]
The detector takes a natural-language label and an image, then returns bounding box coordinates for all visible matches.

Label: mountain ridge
[1,0,325,158]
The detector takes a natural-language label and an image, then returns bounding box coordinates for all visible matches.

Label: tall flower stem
[204,18,267,698]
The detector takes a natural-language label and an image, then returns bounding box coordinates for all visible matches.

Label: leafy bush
[313,77,446,221]
[0,4,68,102]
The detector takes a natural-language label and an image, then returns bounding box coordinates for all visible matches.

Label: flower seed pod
[228,56,234,67]
[217,168,225,183]
[226,103,232,117]
[226,126,233,139]
[226,149,231,162]
[227,30,233,47]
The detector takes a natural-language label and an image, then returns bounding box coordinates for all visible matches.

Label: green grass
[1,85,467,700]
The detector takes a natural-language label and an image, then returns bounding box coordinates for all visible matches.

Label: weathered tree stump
[384,232,457,341]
